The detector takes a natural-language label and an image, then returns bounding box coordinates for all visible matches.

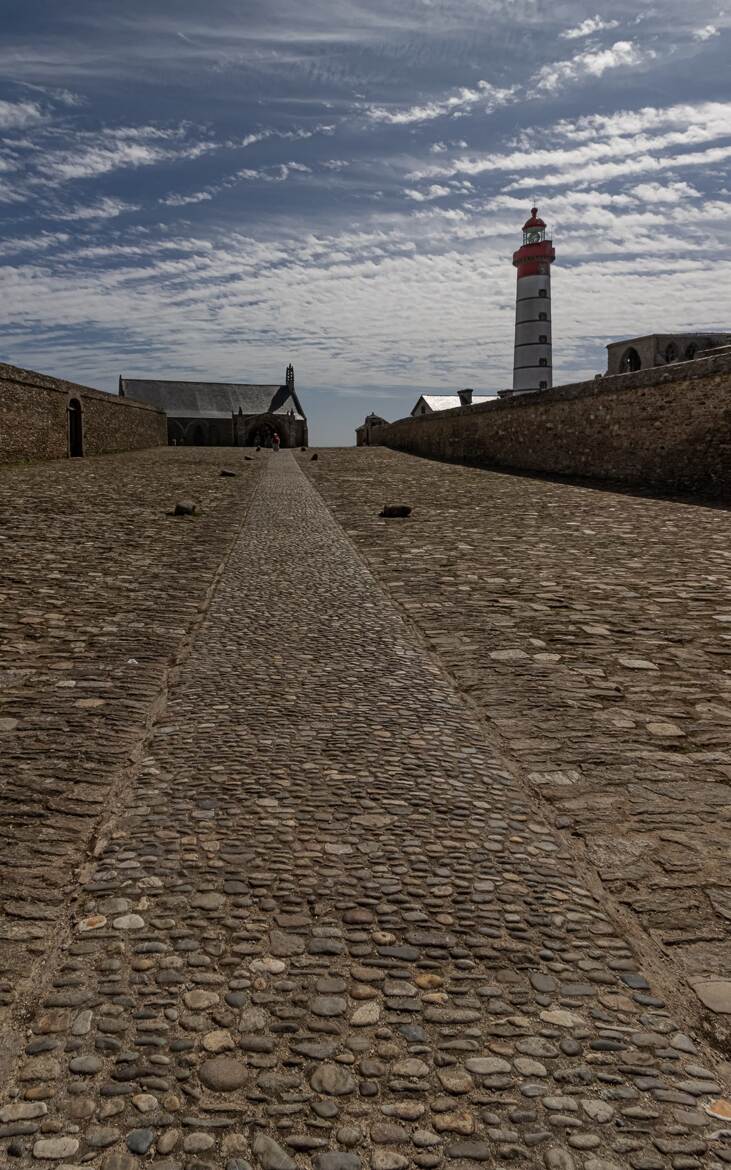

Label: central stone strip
[2,452,725,1169]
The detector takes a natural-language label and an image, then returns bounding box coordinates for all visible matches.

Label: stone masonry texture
[1,447,731,1169]
[305,447,731,1061]
[0,364,167,464]
[0,448,258,1059]
[371,352,731,499]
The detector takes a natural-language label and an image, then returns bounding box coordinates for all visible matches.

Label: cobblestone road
[302,448,731,1058]
[0,448,258,1057]
[2,452,729,1169]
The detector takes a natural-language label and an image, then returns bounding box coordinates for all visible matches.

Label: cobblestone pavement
[0,448,258,1059]
[301,448,731,1057]
[2,451,730,1169]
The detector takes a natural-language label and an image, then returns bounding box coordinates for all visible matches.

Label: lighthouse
[511,207,555,395]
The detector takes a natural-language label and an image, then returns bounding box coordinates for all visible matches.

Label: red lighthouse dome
[513,205,555,271]
[522,207,546,231]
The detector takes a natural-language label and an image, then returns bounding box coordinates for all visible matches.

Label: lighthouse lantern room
[511,207,556,395]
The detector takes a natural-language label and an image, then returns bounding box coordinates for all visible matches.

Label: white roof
[420,394,494,411]
[423,395,461,411]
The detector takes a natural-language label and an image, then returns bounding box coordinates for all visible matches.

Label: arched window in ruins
[620,347,641,372]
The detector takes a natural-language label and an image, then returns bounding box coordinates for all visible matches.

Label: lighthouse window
[539,358,548,367]
[539,334,547,343]
[538,289,547,297]
[538,312,547,320]
[539,380,548,389]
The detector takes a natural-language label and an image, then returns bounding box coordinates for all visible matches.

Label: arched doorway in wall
[68,398,84,457]
[191,423,207,446]
[168,420,185,446]
[246,418,283,448]
[664,342,678,363]
[620,347,641,372]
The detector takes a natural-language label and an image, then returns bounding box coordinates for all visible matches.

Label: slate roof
[119,379,305,420]
[356,414,388,434]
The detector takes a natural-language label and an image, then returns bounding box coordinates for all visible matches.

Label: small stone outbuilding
[356,413,388,446]
[119,365,307,448]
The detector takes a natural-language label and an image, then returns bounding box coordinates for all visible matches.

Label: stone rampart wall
[372,352,731,498]
[0,363,167,464]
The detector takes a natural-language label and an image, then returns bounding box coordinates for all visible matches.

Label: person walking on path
[272,432,281,452]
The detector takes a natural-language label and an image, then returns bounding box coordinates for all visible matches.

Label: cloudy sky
[1,0,729,443]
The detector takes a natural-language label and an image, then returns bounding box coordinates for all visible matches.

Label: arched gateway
[68,398,83,457]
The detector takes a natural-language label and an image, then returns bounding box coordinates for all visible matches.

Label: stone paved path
[2,452,729,1169]
[303,448,731,1057]
[0,448,258,1052]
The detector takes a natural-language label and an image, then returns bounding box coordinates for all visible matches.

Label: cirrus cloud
[0,98,45,129]
[535,40,651,92]
[365,81,516,126]
[560,15,621,38]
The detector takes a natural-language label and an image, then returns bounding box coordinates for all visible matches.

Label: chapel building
[118,364,307,448]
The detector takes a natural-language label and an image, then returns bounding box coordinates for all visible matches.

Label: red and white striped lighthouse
[511,207,556,395]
